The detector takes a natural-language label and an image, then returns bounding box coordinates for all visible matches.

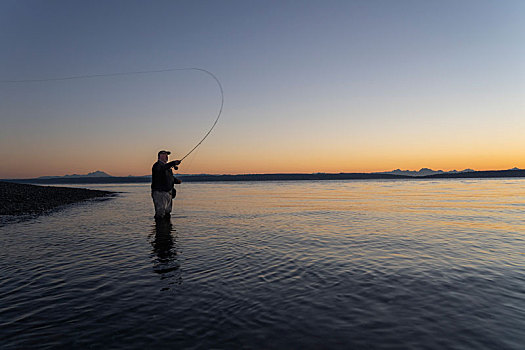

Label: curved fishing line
[177,68,223,161]
[0,67,224,161]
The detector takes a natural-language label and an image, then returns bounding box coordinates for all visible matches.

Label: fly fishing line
[0,67,224,161]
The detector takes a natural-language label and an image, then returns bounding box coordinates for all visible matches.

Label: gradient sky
[1,0,524,178]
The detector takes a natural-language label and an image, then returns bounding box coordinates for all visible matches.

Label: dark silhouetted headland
[0,181,115,218]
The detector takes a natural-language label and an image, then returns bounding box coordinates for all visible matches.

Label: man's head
[157,150,171,163]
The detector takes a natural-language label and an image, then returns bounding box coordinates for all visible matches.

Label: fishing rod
[177,68,223,161]
[0,67,224,162]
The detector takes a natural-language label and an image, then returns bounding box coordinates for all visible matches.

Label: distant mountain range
[36,167,518,179]
[37,170,112,179]
[32,168,484,179]
[375,168,476,177]
[3,168,525,184]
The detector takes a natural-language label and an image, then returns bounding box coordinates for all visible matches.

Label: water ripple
[1,180,524,349]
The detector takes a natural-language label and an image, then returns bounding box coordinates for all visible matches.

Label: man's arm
[160,160,181,170]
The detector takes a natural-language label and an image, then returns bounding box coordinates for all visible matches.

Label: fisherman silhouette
[151,150,181,220]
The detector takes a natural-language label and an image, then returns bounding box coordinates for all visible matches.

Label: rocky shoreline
[0,181,115,217]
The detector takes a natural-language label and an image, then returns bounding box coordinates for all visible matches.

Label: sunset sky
[1,0,524,178]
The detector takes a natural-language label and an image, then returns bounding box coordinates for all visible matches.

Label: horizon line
[3,167,525,180]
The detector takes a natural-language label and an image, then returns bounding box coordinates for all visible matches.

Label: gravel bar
[0,181,115,216]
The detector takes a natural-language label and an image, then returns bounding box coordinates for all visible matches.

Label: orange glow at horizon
[2,102,525,178]
[2,142,525,178]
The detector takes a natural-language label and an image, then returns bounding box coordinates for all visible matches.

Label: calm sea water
[1,179,524,349]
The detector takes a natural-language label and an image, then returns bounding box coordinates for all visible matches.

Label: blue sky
[1,0,524,177]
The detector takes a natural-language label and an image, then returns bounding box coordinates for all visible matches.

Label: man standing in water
[152,150,181,220]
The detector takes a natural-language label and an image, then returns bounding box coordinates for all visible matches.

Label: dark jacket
[151,160,178,192]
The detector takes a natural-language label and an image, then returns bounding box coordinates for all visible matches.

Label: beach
[0,181,115,217]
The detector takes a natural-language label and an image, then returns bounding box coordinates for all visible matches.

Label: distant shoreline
[3,169,525,184]
[0,181,115,220]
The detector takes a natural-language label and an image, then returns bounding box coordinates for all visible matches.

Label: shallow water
[1,179,524,349]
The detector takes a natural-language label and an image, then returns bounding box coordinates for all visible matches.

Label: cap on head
[158,150,171,157]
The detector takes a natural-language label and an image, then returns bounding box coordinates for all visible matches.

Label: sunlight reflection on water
[1,179,524,349]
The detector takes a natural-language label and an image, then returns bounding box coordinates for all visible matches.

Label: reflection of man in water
[152,219,181,280]
[151,150,181,220]
[152,220,175,263]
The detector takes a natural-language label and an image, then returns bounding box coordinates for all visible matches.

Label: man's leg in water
[152,191,171,219]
